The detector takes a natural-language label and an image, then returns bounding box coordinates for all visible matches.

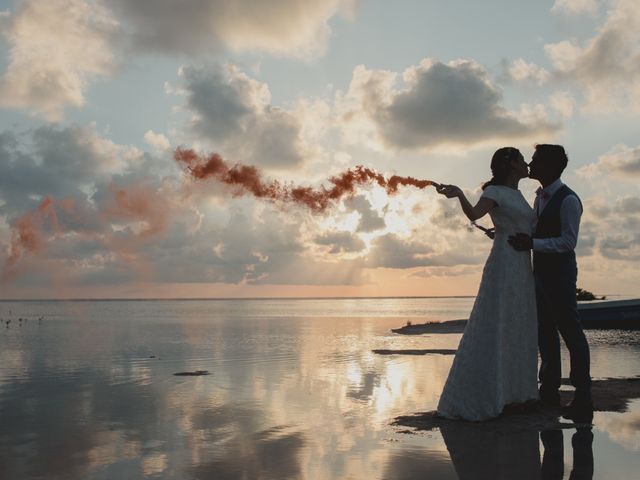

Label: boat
[578,298,640,330]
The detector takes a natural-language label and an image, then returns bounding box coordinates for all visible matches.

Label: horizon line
[0,295,479,302]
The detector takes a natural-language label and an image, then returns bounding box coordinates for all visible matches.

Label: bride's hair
[482,147,522,190]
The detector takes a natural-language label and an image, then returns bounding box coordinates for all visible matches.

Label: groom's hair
[534,144,568,175]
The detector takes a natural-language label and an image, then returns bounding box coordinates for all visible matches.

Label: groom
[508,144,593,423]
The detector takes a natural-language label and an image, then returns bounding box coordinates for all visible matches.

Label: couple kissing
[435,144,592,424]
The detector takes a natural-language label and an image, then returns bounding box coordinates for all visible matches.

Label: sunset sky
[0,0,639,298]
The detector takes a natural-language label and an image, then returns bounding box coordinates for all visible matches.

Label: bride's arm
[436,184,496,222]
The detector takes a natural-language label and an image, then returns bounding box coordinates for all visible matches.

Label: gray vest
[533,184,582,273]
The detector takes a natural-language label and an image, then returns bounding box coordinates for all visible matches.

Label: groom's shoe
[561,401,594,424]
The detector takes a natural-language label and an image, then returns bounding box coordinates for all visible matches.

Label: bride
[435,147,538,421]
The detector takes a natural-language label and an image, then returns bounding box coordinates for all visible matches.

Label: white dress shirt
[532,179,582,253]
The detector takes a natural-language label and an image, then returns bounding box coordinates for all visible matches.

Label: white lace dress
[437,185,539,421]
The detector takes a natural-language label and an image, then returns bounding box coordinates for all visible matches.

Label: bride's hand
[436,184,462,198]
[485,228,496,240]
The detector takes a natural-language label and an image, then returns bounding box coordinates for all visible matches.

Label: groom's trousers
[535,262,592,403]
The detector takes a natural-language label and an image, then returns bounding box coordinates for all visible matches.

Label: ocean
[0,298,638,479]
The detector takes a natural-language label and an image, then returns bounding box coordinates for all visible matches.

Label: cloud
[507,58,551,85]
[337,59,559,151]
[0,0,117,120]
[174,64,311,169]
[111,0,357,57]
[344,195,386,232]
[577,144,640,179]
[362,225,488,270]
[198,207,368,286]
[314,230,366,254]
[144,130,171,152]
[364,233,433,269]
[549,91,576,119]
[0,0,356,120]
[616,196,640,214]
[551,0,599,16]
[578,194,640,261]
[600,234,640,261]
[0,125,141,218]
[575,219,598,256]
[545,0,640,112]
[410,265,480,278]
[429,196,470,231]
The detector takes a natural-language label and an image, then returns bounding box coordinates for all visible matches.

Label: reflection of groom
[540,428,594,480]
[509,144,593,423]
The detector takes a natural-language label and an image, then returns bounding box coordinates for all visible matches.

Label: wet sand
[393,376,640,433]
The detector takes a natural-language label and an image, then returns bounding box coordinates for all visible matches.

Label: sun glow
[312,185,434,257]
[362,189,425,248]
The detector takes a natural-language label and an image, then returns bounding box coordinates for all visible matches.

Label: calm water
[0,298,638,479]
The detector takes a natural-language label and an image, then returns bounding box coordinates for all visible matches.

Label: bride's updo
[482,147,523,190]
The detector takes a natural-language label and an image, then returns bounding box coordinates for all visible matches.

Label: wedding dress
[437,185,539,421]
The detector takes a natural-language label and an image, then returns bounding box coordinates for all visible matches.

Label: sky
[0,0,639,299]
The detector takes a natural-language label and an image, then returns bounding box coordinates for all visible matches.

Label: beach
[1,298,639,479]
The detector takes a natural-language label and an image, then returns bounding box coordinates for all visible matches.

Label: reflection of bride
[440,423,541,480]
[440,424,593,480]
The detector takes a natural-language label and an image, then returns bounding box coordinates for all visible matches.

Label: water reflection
[0,369,160,479]
[189,425,305,480]
[0,300,636,479]
[570,429,595,480]
[596,406,640,452]
[438,424,594,480]
[441,423,541,479]
[540,429,594,480]
[347,371,381,401]
[382,449,457,479]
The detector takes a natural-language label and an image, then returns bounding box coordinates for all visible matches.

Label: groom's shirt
[533,179,582,253]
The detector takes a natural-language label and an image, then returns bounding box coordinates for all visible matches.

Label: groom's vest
[533,184,582,273]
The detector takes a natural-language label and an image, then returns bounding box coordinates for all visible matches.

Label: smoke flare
[2,149,439,283]
[1,186,170,283]
[2,197,63,282]
[174,147,438,213]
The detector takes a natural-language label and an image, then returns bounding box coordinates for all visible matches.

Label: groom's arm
[532,196,582,252]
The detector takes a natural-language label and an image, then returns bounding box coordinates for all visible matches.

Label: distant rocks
[392,319,467,335]
[173,370,210,376]
[373,349,457,356]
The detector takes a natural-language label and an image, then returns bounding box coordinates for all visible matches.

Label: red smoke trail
[174,147,438,213]
[2,197,63,282]
[105,184,169,239]
[1,149,437,282]
[1,186,170,283]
